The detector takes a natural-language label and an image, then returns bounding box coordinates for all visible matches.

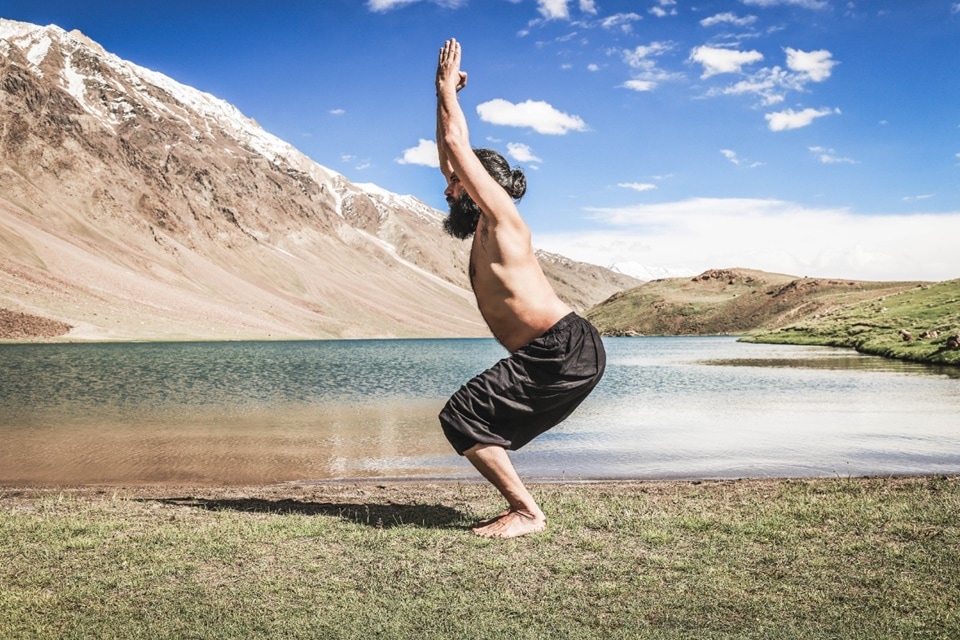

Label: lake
[1,337,958,485]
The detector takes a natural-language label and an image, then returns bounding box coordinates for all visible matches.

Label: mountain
[586,268,927,336]
[0,19,639,342]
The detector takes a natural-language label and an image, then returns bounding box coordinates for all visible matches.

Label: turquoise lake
[1,337,958,484]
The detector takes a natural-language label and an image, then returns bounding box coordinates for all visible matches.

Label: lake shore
[3,475,958,639]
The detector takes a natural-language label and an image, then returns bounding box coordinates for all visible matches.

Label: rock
[946,335,960,350]
[899,329,913,342]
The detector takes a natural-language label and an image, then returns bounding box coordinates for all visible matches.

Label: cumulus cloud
[650,0,678,17]
[721,149,764,167]
[534,198,960,281]
[742,0,828,8]
[621,41,681,91]
[785,48,838,82]
[809,146,858,164]
[396,139,439,167]
[536,0,596,20]
[367,0,465,11]
[700,12,758,27]
[506,142,542,164]
[329,108,345,116]
[476,99,587,135]
[702,48,838,107]
[690,46,764,78]
[765,107,839,131]
[618,182,657,192]
[622,80,657,92]
[601,12,642,32]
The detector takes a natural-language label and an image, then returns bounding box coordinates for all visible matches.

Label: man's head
[444,148,527,239]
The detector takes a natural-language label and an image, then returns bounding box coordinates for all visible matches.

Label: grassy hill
[586,268,924,337]
[744,278,960,366]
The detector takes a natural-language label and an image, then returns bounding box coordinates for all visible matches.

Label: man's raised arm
[435,39,521,228]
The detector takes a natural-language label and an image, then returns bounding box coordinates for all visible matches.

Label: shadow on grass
[144,497,467,529]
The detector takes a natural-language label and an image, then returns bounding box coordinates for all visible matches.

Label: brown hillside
[586,268,925,336]
[0,20,638,342]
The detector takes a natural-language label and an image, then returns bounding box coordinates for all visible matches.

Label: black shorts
[439,313,606,455]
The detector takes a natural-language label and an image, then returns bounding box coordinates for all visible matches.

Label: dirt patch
[0,308,71,340]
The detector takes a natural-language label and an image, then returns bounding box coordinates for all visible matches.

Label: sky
[3,0,960,281]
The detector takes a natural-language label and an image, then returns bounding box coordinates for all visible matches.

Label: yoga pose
[435,39,606,538]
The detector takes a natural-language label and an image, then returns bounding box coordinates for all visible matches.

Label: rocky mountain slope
[0,19,638,342]
[586,268,926,336]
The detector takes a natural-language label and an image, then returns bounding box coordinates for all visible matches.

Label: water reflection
[1,337,957,484]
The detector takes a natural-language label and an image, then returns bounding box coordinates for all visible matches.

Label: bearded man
[436,38,606,538]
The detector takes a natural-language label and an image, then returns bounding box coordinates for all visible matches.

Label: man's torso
[469,217,571,352]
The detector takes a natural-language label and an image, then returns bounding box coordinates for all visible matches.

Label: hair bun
[510,169,527,200]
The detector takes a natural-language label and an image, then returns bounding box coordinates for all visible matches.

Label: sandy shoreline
[3,474,955,506]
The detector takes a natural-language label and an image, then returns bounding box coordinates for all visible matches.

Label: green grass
[2,477,958,639]
[746,280,960,367]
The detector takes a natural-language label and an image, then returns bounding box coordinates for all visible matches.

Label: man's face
[444,176,482,239]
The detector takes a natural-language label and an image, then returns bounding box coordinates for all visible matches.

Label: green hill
[744,278,960,366]
[586,268,924,336]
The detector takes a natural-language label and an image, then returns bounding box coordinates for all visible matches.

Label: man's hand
[437,38,467,94]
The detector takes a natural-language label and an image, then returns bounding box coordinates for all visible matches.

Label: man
[435,38,606,539]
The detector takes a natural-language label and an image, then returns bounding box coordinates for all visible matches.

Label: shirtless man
[436,39,606,539]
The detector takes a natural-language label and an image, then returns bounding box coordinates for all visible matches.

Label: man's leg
[464,443,546,538]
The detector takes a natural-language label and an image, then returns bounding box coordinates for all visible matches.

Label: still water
[1,337,957,484]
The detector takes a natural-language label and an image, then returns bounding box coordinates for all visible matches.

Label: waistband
[540,312,582,338]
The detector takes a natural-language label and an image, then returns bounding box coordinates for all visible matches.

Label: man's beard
[444,192,482,239]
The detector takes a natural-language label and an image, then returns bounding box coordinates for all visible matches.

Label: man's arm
[435,39,525,233]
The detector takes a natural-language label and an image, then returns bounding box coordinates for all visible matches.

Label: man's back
[468,210,570,352]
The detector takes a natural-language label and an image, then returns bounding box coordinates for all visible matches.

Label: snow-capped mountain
[0,19,638,340]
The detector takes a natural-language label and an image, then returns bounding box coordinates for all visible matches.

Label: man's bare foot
[473,509,511,529]
[471,508,546,539]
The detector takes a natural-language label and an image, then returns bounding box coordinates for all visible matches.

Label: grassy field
[746,279,960,366]
[2,477,958,639]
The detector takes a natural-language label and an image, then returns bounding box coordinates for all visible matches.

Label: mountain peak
[0,19,636,341]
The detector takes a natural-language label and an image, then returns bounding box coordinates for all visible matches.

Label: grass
[745,279,960,366]
[2,477,959,639]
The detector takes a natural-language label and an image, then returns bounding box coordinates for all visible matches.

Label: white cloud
[650,0,678,17]
[721,149,764,167]
[476,98,587,135]
[953,3,960,14]
[396,139,439,167]
[600,12,642,32]
[690,46,764,78]
[809,146,858,164]
[704,48,838,107]
[537,0,591,20]
[367,0,465,11]
[711,66,791,105]
[621,41,681,90]
[329,108,345,116]
[742,0,828,9]
[587,63,600,72]
[700,12,758,27]
[618,182,657,192]
[765,107,839,131]
[785,48,838,82]
[534,198,960,281]
[506,142,542,164]
[624,41,673,65]
[622,79,657,92]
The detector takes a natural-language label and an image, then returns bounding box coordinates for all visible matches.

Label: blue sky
[3,0,960,281]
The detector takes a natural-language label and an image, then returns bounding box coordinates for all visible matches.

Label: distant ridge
[586,268,927,336]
